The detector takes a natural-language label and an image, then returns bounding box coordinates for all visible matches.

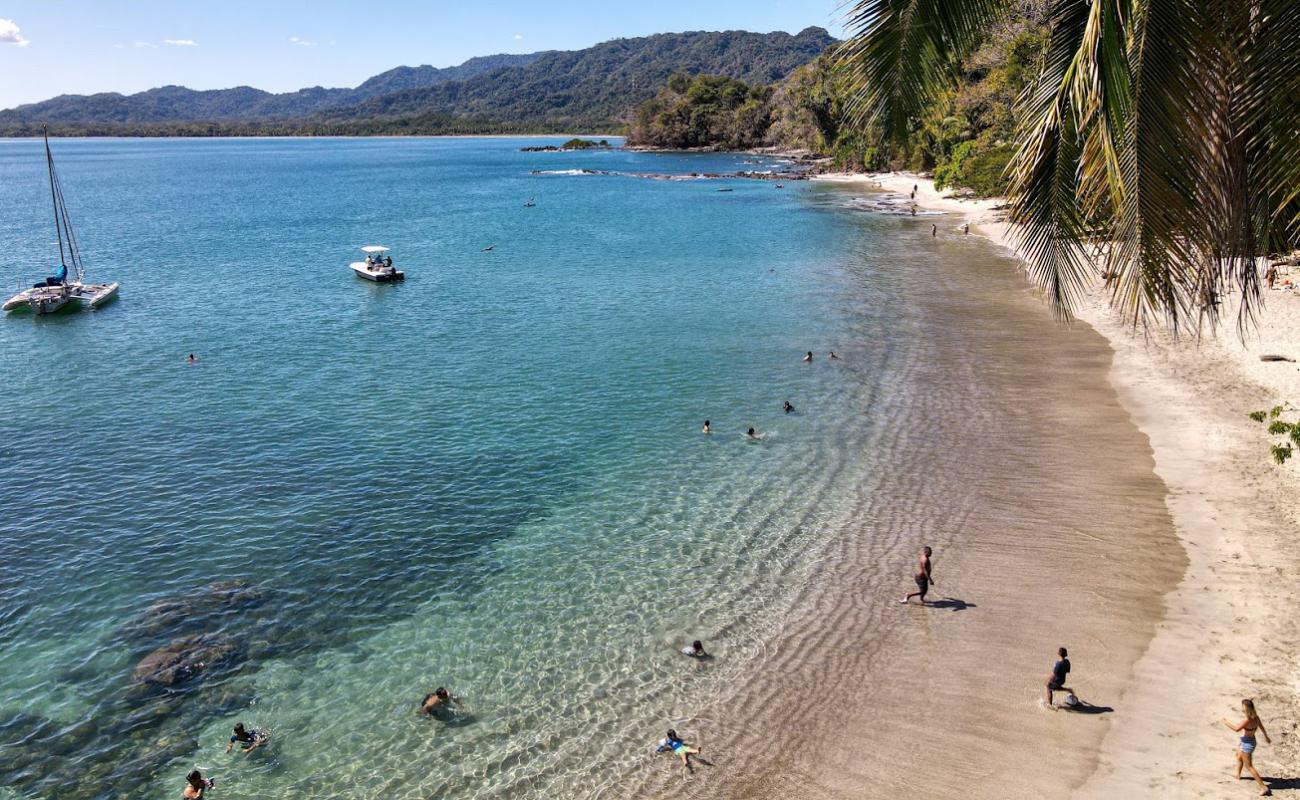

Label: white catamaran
[3,130,119,315]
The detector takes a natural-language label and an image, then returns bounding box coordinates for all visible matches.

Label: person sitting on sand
[1044,647,1073,707]
[186,353,199,364]
[680,640,709,659]
[746,427,763,440]
[225,722,268,756]
[183,769,214,799]
[702,420,712,435]
[900,546,934,604]
[783,400,794,414]
[656,729,702,770]
[1222,698,1273,795]
[802,351,813,363]
[420,687,459,717]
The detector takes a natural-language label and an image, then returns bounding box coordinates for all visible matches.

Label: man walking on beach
[1045,647,1073,707]
[900,546,934,604]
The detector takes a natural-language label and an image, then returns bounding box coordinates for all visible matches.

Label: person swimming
[746,427,763,440]
[420,687,458,717]
[702,420,712,435]
[183,769,214,799]
[802,351,813,363]
[680,640,709,659]
[783,400,794,414]
[186,353,199,364]
[225,722,268,756]
[656,729,702,770]
[828,351,841,360]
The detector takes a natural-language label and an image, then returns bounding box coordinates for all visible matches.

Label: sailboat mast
[44,127,68,271]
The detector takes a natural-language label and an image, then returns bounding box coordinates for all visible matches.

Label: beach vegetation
[1270,405,1285,419]
[840,0,1300,331]
[1267,420,1292,436]
[1249,410,1268,423]
[1271,443,1293,465]
[1291,427,1300,447]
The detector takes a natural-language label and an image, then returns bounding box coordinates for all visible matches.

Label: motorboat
[5,128,120,315]
[349,245,405,282]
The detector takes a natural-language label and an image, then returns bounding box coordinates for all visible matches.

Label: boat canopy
[361,245,390,254]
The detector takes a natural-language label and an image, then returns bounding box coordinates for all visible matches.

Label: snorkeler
[225,722,268,756]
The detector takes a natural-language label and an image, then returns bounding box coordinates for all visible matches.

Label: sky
[0,1,846,110]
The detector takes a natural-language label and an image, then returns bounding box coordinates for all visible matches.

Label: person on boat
[183,770,214,799]
[384,255,393,269]
[802,351,813,363]
[655,729,702,770]
[702,420,712,435]
[420,687,459,717]
[783,400,794,414]
[365,254,374,266]
[680,640,709,659]
[225,722,268,755]
[46,264,67,287]
[1222,698,1273,795]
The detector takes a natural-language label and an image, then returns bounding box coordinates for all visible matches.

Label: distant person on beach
[964,223,970,235]
[680,640,709,659]
[900,546,934,604]
[420,687,459,717]
[910,205,917,216]
[183,770,214,799]
[186,353,198,364]
[1265,264,1278,289]
[803,351,813,363]
[1222,698,1273,795]
[225,723,268,756]
[932,223,937,237]
[702,420,712,435]
[1044,647,1073,707]
[913,183,918,194]
[656,729,702,769]
[783,400,794,414]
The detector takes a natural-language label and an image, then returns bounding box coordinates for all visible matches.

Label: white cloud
[163,39,198,47]
[513,33,524,40]
[132,41,156,49]
[0,17,29,47]
[289,36,317,47]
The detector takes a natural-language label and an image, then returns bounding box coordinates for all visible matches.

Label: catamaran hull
[3,282,119,314]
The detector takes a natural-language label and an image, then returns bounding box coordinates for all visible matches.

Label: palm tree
[840,0,1300,332]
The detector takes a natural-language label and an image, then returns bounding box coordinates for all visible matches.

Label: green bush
[1271,443,1293,465]
[1270,405,1285,418]
[1291,427,1300,447]
[1249,410,1268,422]
[1268,420,1293,435]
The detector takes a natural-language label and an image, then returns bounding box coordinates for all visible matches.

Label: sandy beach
[814,171,1300,797]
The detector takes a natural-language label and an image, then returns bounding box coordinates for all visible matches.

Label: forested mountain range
[0,28,834,136]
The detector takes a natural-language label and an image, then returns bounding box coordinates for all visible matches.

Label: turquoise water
[0,138,926,798]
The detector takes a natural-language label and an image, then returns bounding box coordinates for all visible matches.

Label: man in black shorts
[1045,647,1073,706]
[900,546,934,604]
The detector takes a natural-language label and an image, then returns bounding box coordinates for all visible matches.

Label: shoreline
[818,171,1300,797]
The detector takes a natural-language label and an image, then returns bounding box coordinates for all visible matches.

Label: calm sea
[0,137,1132,800]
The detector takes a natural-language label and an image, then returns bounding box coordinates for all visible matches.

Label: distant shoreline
[0,132,626,141]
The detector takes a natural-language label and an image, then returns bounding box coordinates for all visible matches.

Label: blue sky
[0,1,845,110]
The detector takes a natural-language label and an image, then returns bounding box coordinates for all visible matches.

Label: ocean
[0,137,1174,799]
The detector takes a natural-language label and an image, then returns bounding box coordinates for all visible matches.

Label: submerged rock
[132,633,237,686]
[120,579,266,640]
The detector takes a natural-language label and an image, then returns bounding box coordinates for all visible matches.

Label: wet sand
[619,195,1188,798]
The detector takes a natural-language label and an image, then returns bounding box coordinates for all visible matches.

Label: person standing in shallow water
[900,546,934,604]
[183,770,213,798]
[1223,698,1273,796]
[1044,647,1073,707]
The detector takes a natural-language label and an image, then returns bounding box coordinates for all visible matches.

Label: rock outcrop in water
[120,579,266,641]
[132,633,238,686]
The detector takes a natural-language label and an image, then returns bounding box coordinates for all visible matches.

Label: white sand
[815,171,1300,797]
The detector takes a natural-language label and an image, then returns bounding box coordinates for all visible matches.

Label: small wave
[532,169,597,176]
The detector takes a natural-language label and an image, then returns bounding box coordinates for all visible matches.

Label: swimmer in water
[702,420,712,435]
[225,722,268,756]
[746,427,763,440]
[783,400,794,414]
[419,687,459,717]
[828,351,841,360]
[802,351,813,363]
[186,353,199,364]
[656,729,702,770]
[183,770,214,799]
[680,640,710,659]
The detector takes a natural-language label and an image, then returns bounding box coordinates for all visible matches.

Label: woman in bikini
[1222,698,1272,795]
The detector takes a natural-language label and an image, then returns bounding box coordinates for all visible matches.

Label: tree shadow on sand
[926,597,977,611]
